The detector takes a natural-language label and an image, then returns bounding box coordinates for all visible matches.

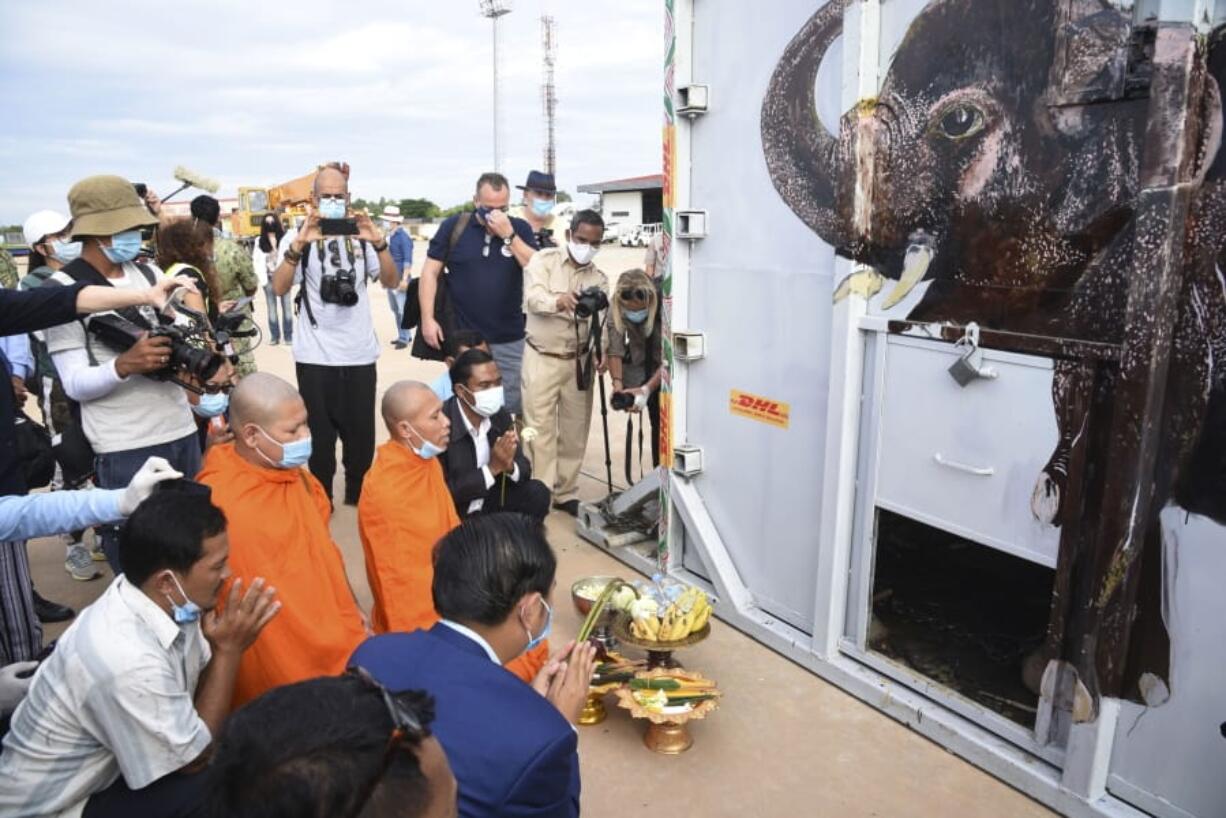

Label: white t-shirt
[278,230,382,366]
[0,576,212,818]
[44,264,196,454]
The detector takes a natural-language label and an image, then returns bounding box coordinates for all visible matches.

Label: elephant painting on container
[762,0,1226,709]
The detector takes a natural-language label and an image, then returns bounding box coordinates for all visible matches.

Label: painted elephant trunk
[761,0,854,250]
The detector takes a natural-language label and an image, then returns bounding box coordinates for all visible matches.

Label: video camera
[87,298,225,393]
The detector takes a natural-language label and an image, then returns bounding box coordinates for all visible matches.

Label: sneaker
[392,340,408,350]
[65,543,103,581]
[552,499,580,517]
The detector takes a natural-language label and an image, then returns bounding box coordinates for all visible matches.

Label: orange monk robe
[198,443,367,708]
[359,440,461,634]
[359,440,549,683]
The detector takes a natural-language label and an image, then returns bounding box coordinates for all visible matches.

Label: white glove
[119,457,184,516]
[632,387,649,411]
[0,661,38,715]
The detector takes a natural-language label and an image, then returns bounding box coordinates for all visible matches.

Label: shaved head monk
[198,372,367,707]
[360,381,549,683]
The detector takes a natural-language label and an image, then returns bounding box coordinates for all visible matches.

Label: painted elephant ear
[761,0,850,249]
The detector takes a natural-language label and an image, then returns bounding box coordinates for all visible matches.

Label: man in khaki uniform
[521,210,609,516]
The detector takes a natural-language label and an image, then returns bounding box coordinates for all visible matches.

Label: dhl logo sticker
[729,390,790,429]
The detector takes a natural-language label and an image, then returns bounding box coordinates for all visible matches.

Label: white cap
[382,205,403,222]
[22,210,71,247]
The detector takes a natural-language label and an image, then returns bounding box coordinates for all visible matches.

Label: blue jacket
[350,624,580,818]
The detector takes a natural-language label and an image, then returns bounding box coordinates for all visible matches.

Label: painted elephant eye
[936,105,985,140]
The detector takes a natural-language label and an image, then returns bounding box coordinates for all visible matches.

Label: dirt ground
[27,242,1054,817]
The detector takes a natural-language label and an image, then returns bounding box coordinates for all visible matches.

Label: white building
[577,174,663,236]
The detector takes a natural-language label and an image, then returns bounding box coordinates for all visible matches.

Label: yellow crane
[229,170,318,238]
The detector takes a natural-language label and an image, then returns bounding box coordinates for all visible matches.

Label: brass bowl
[570,576,621,617]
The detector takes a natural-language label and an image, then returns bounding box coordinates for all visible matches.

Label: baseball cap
[22,210,71,247]
[68,174,159,239]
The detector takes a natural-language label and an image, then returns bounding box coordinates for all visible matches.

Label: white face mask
[461,385,505,418]
[567,239,598,266]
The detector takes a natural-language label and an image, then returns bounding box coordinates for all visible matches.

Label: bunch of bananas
[629,586,712,642]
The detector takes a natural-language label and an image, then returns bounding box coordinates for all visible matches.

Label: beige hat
[382,204,403,222]
[68,175,159,239]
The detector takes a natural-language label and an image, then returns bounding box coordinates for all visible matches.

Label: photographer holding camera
[44,175,209,572]
[270,163,398,505]
[607,269,664,471]
[521,210,609,516]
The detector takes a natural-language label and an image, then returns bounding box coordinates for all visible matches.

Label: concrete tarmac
[27,242,1053,817]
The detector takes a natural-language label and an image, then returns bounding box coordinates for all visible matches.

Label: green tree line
[353,191,571,221]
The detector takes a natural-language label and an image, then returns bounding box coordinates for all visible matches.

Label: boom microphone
[161,165,220,203]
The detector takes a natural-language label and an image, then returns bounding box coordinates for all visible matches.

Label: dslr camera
[610,390,636,411]
[320,268,359,306]
[574,286,609,319]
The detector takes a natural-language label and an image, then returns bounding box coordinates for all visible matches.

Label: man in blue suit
[350,513,597,818]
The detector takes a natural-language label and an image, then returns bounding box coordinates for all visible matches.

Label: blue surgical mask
[624,308,649,324]
[404,420,445,460]
[164,572,202,625]
[531,198,554,217]
[51,239,82,264]
[192,391,229,418]
[318,197,347,220]
[102,230,143,264]
[524,596,552,653]
[255,426,312,469]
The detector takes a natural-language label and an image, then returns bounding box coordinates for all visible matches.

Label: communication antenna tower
[479,0,513,171]
[541,15,558,176]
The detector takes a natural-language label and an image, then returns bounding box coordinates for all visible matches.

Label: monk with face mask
[197,372,368,708]
[360,381,548,682]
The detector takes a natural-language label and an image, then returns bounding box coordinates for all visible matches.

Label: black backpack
[14,410,55,490]
[407,212,470,362]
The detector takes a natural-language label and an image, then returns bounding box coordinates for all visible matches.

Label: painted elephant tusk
[832,268,884,303]
[881,241,934,309]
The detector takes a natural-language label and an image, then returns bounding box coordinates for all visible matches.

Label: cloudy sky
[0,0,663,224]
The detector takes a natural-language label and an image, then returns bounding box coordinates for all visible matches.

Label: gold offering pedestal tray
[612,614,711,669]
[613,668,721,754]
[579,680,622,726]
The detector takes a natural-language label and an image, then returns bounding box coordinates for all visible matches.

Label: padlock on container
[947,323,995,387]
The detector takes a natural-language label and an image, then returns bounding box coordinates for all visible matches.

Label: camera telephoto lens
[164,335,223,382]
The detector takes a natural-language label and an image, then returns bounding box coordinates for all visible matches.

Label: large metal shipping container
[603,2,1226,816]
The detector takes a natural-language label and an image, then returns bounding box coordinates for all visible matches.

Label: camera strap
[59,260,158,365]
[294,237,367,328]
[622,400,646,486]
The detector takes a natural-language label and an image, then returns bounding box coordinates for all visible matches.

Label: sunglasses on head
[619,287,649,301]
[345,666,429,818]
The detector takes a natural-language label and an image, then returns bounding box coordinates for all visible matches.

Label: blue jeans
[94,432,202,574]
[386,288,411,343]
[263,284,293,343]
[491,338,524,416]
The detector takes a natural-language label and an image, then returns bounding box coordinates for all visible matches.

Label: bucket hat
[68,175,158,239]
